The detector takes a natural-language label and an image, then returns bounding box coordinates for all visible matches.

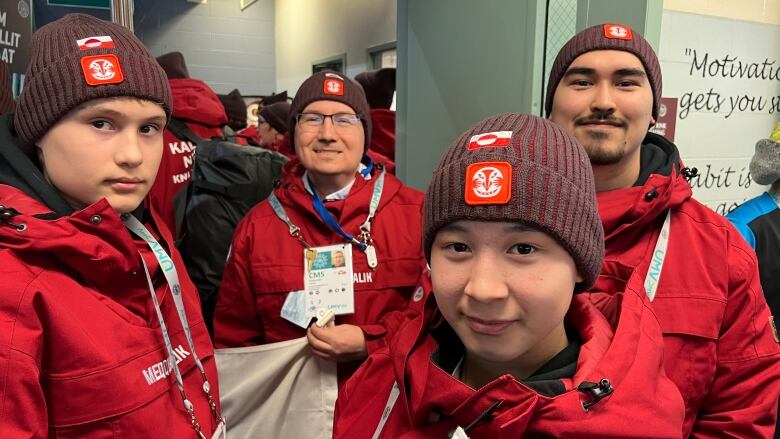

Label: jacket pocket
[652,296,725,409]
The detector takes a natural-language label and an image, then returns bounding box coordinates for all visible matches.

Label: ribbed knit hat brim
[0,62,13,114]
[260,101,291,134]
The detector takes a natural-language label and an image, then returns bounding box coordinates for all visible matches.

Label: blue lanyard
[268,161,385,256]
[308,158,382,251]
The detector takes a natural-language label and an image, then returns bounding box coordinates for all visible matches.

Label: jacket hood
[597,132,693,240]
[0,113,74,217]
[170,78,229,128]
[380,262,683,436]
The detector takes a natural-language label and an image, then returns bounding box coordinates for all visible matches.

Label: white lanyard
[643,210,671,302]
[123,214,226,439]
[372,381,400,439]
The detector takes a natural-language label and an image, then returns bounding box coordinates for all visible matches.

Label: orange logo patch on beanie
[324,79,344,96]
[468,131,513,150]
[604,24,633,40]
[80,54,124,86]
[465,161,512,205]
[76,35,115,51]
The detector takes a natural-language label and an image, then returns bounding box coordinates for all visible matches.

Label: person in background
[213,70,424,386]
[257,101,291,149]
[0,62,13,114]
[0,14,222,438]
[149,51,228,233]
[546,23,780,437]
[334,113,685,438]
[726,123,780,436]
[217,88,247,138]
[355,68,396,162]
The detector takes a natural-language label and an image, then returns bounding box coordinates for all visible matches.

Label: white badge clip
[451,426,470,439]
[365,244,378,269]
[315,308,336,328]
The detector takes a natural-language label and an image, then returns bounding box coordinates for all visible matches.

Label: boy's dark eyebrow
[77,105,167,123]
[563,67,595,77]
[563,67,647,78]
[615,68,647,78]
[504,223,538,233]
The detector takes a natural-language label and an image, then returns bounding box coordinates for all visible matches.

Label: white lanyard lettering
[372,381,400,439]
[643,210,671,302]
[123,214,226,439]
[268,167,386,269]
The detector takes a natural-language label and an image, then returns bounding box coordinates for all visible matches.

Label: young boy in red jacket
[0,14,223,438]
[333,113,686,438]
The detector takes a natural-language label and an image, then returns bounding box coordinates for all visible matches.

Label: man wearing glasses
[213,71,426,387]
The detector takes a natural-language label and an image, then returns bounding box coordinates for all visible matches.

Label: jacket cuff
[360,324,388,354]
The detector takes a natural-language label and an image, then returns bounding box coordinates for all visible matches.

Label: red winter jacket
[334,264,686,438]
[0,187,221,438]
[149,78,228,233]
[596,133,780,438]
[213,159,425,381]
[368,108,395,161]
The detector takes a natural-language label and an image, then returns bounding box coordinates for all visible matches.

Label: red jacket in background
[0,186,221,438]
[213,159,425,383]
[597,133,780,437]
[236,124,259,146]
[334,266,686,438]
[149,78,228,233]
[368,108,395,162]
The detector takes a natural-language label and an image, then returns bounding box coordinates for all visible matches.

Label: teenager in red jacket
[213,71,424,383]
[547,23,780,437]
[334,113,685,438]
[149,51,228,233]
[0,15,223,438]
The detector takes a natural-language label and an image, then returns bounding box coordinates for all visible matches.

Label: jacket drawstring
[577,379,614,412]
[447,399,503,438]
[681,166,699,182]
[0,205,25,231]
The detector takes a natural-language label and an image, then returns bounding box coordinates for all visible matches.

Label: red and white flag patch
[324,78,344,96]
[77,36,115,51]
[603,24,633,40]
[80,54,125,86]
[464,161,512,205]
[468,131,513,150]
[325,72,344,80]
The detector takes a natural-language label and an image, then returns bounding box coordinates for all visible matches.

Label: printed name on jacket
[142,344,191,385]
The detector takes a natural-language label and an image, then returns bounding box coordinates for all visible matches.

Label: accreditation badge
[304,244,354,317]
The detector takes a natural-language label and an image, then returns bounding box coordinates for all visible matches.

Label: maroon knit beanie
[0,62,13,114]
[355,68,395,110]
[288,70,371,153]
[14,13,172,146]
[423,113,604,290]
[218,88,247,125]
[260,101,291,135]
[156,51,190,79]
[545,23,662,120]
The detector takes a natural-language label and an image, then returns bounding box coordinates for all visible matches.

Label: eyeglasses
[295,112,363,131]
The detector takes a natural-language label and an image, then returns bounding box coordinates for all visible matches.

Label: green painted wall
[395,0,663,189]
[396,0,546,190]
